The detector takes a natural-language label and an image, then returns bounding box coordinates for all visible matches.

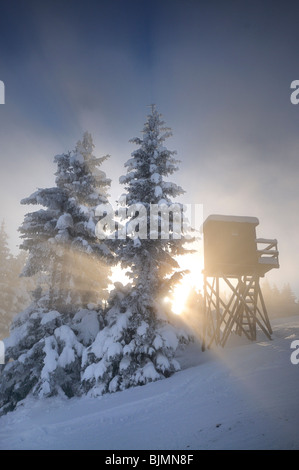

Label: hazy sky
[1,0,299,294]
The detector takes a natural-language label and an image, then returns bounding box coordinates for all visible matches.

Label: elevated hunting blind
[202,215,279,349]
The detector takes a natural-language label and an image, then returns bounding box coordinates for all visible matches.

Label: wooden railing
[256,238,279,267]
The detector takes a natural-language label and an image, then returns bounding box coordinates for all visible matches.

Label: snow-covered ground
[0,315,298,450]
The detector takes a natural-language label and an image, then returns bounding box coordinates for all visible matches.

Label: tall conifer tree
[19,132,112,311]
[82,107,191,395]
[0,134,113,414]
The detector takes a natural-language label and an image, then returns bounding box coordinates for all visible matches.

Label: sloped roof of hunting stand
[204,214,259,225]
[203,214,279,277]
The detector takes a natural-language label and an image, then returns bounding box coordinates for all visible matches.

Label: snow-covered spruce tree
[82,106,192,395]
[19,132,112,311]
[0,220,15,339]
[0,133,113,414]
[53,131,113,310]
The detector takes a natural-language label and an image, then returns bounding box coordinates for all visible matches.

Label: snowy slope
[0,315,298,450]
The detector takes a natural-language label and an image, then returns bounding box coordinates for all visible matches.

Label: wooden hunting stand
[202,215,279,350]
